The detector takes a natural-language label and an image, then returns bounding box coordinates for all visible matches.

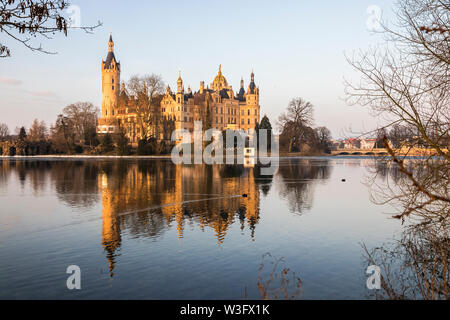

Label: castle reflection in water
[0,158,336,277]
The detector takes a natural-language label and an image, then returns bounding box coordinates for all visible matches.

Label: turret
[247,70,257,95]
[101,34,121,119]
[108,34,114,52]
[237,77,245,101]
[177,71,183,93]
[245,70,260,129]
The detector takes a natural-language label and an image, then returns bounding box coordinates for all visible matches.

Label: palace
[97,35,261,144]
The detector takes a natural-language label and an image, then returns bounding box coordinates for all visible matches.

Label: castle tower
[101,34,121,121]
[245,70,260,131]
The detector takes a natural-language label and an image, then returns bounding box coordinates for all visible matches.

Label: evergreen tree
[18,127,27,141]
[100,133,114,154]
[258,115,272,149]
[115,131,130,156]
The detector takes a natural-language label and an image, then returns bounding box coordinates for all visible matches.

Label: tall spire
[108,33,114,53]
[240,77,244,89]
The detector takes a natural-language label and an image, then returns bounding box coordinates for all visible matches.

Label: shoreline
[0,153,430,160]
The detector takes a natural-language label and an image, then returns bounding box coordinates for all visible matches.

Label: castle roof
[104,51,119,69]
[219,89,230,99]
[249,81,256,93]
[237,87,246,101]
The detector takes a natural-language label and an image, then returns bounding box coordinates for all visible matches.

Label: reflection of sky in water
[0,158,402,299]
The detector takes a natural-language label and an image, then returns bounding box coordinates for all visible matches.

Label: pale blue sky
[0,0,395,138]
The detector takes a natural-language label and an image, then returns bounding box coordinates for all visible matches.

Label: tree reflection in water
[364,160,449,300]
[277,158,331,215]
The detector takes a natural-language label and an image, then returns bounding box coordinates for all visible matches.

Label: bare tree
[50,113,73,153]
[277,98,314,152]
[345,0,449,223]
[278,98,314,130]
[0,0,101,58]
[363,223,449,300]
[126,74,164,140]
[28,119,48,142]
[62,102,98,145]
[256,253,302,300]
[316,126,332,150]
[0,122,9,140]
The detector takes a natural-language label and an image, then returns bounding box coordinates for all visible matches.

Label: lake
[0,157,402,299]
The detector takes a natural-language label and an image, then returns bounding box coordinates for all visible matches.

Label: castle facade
[97,35,261,143]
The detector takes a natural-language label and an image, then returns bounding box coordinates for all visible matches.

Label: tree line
[0,102,131,156]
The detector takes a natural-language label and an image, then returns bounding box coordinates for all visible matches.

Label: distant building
[360,139,376,150]
[343,138,360,149]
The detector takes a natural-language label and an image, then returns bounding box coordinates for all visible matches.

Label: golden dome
[212,64,228,90]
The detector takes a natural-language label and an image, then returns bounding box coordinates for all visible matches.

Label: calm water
[0,158,402,299]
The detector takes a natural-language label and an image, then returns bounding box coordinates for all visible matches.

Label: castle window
[112,78,114,84]
[241,119,244,125]
[255,110,257,115]
[248,119,250,124]
[248,109,250,115]
[112,85,114,90]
